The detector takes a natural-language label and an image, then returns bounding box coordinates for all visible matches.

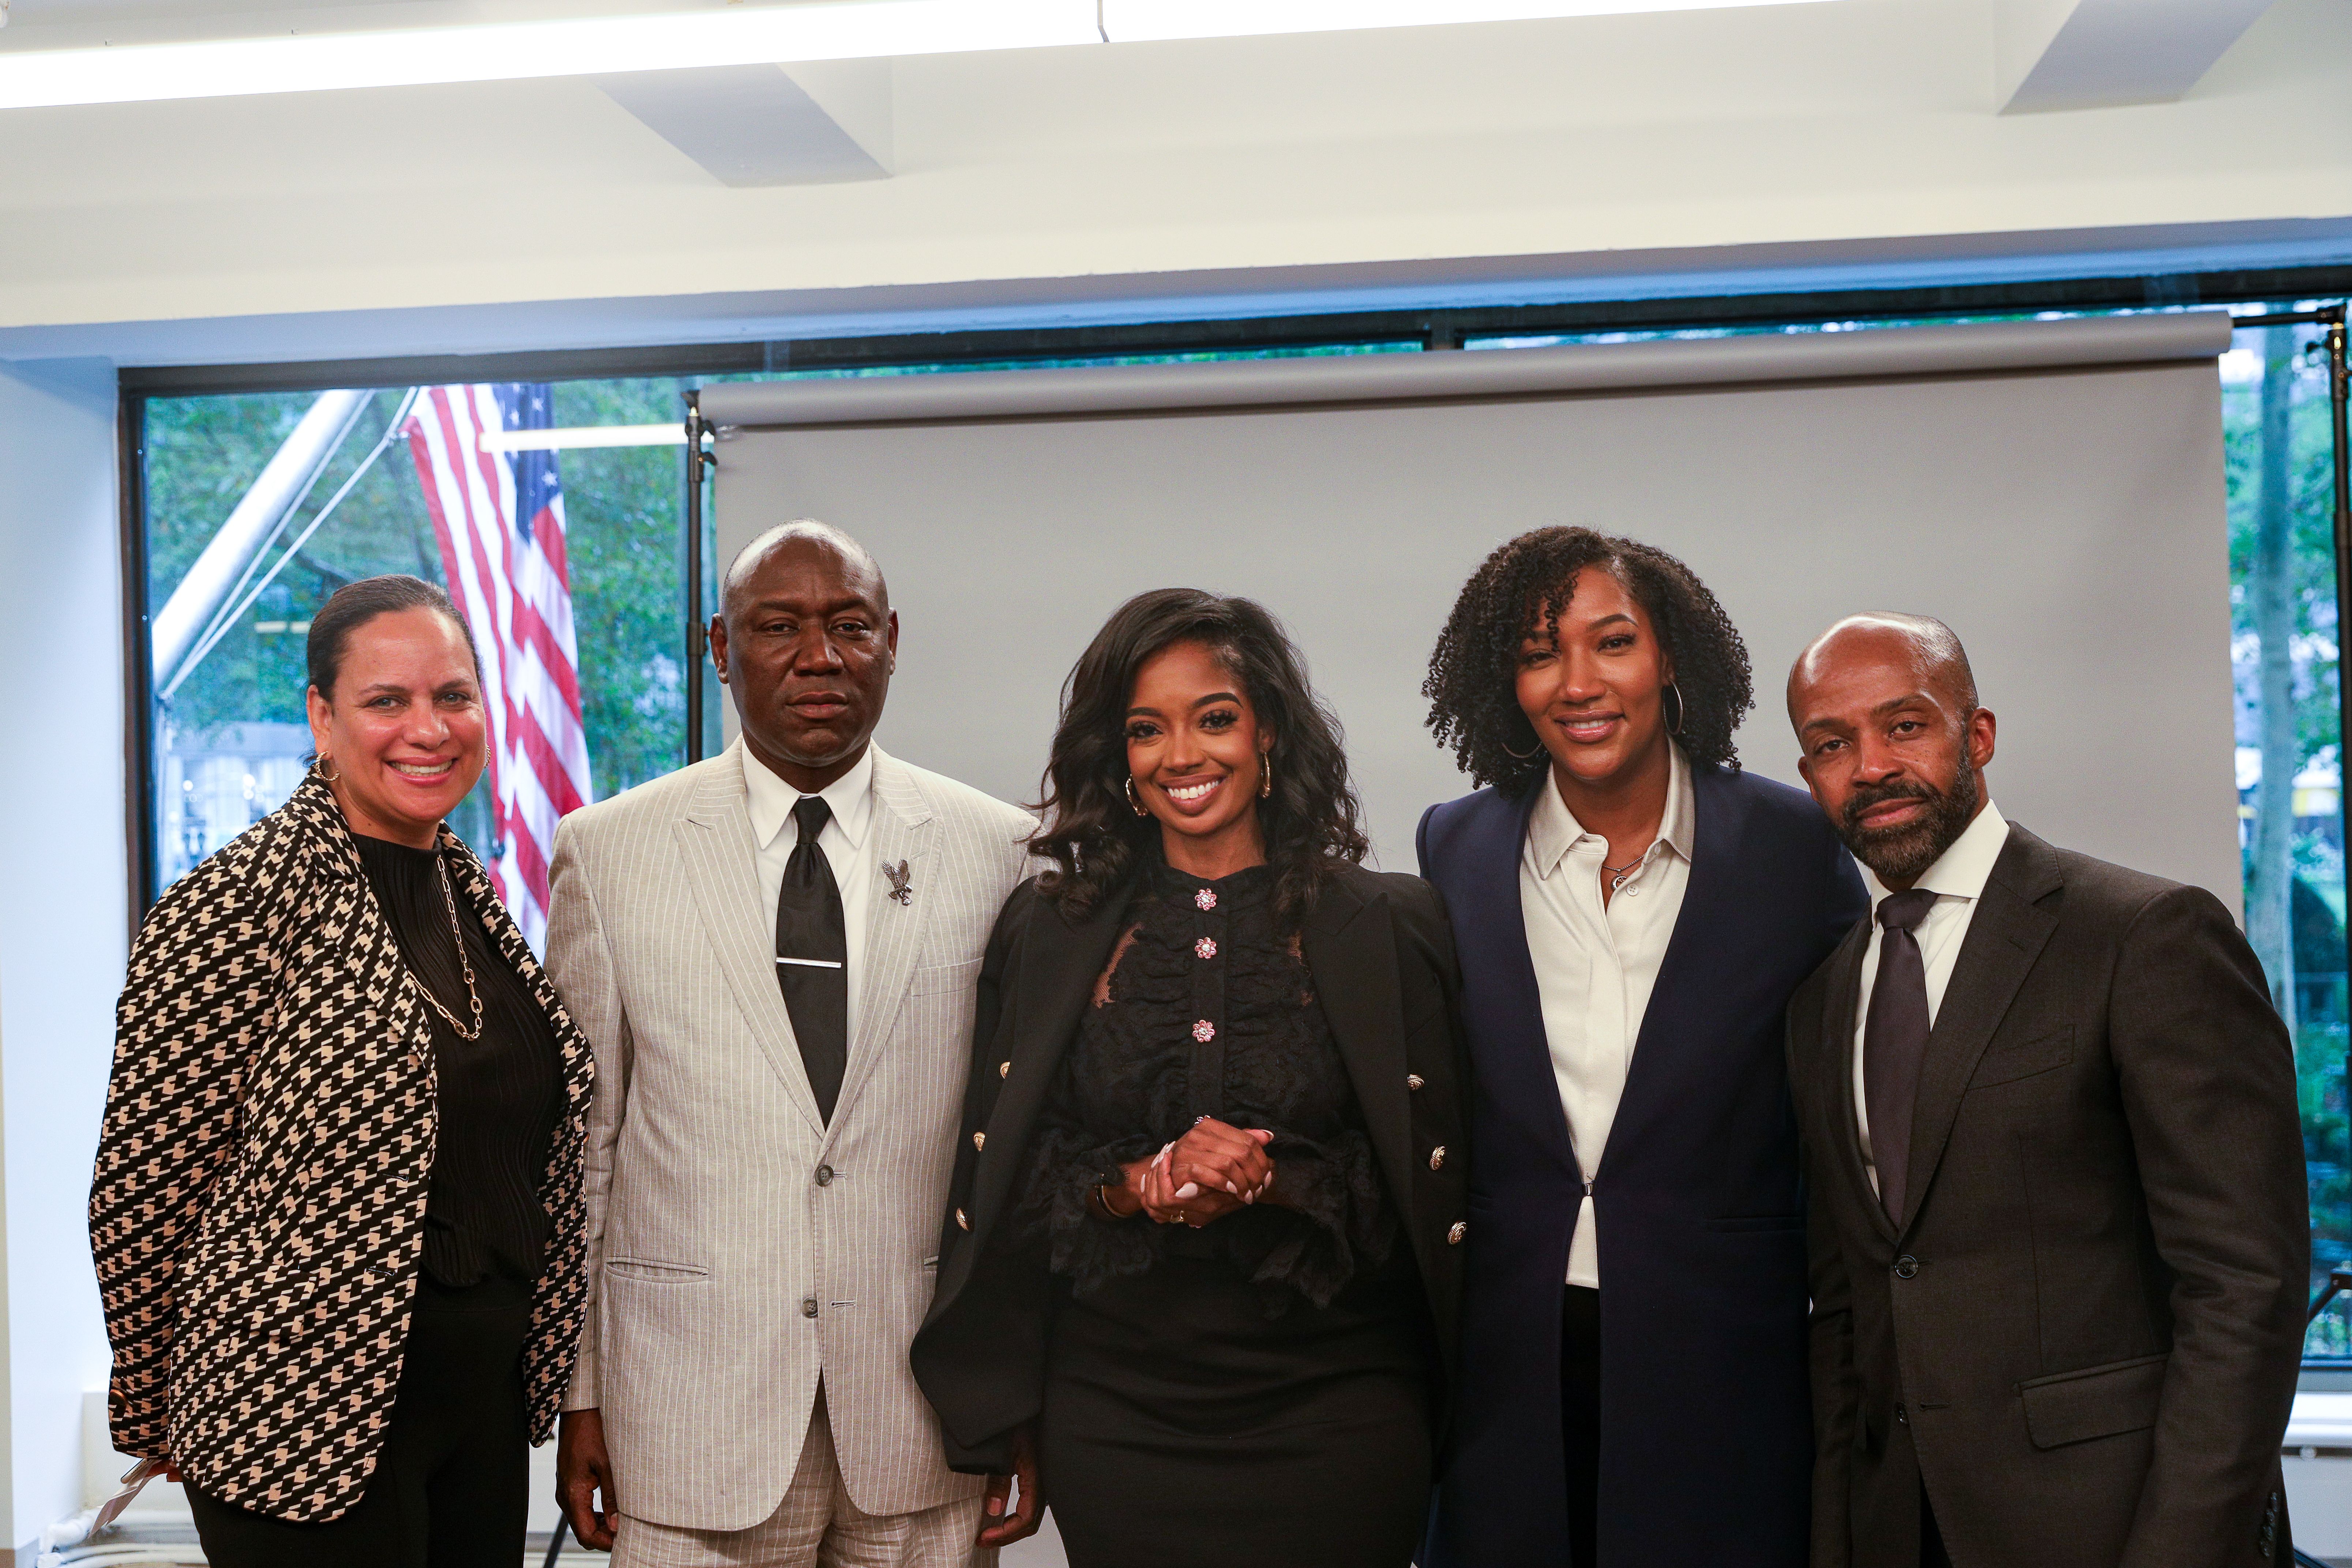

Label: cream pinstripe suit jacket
[546,741,1034,1530]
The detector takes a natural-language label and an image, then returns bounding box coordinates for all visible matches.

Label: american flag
[403,383,592,950]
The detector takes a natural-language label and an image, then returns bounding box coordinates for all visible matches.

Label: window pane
[143,380,695,945]
[2221,316,2349,1359]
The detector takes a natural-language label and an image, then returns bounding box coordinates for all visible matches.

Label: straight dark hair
[306,574,481,701]
[1033,589,1369,924]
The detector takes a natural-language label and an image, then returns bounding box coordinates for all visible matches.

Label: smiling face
[1124,639,1270,871]
[1515,567,1675,796]
[1788,623,1996,887]
[710,530,897,793]
[305,606,489,849]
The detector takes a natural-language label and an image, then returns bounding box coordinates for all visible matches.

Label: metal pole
[150,387,371,688]
[684,390,709,765]
[2318,305,2352,1369]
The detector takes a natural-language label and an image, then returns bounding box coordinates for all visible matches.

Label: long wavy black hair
[1423,527,1753,798]
[1034,589,1368,925]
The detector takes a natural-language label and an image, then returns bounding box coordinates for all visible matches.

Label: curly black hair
[1034,589,1369,925]
[1423,526,1754,797]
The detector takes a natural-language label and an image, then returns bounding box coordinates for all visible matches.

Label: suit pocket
[2018,1352,2168,1449]
[605,1257,710,1284]
[911,958,982,997]
[1969,1027,2074,1090]
[1705,1214,1806,1234]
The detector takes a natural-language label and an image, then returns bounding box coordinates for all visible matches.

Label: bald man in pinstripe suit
[548,523,1036,1567]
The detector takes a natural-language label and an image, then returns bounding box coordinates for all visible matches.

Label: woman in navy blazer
[1416,528,1866,1568]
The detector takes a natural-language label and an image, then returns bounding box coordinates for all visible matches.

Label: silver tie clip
[776,957,844,969]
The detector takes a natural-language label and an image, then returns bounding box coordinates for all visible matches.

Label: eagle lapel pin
[883,859,914,906]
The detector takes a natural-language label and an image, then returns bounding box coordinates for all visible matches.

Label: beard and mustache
[1835,756,1981,885]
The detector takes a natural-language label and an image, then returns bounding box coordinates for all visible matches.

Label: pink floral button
[1192,1019,1216,1043]
[1195,937,1218,960]
[1195,889,1217,910]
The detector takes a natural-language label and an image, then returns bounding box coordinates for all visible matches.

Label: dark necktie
[775,795,848,1123]
[1863,888,1940,1222]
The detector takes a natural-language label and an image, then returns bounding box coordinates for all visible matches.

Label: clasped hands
[1103,1118,1276,1227]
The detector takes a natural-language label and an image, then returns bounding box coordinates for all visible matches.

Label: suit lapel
[674,746,826,1135]
[1897,825,2062,1232]
[1816,921,1894,1242]
[1606,764,1740,1171]
[442,828,596,1122]
[829,748,942,1135]
[964,880,1138,1256]
[1460,778,1579,1178]
[1301,877,1415,1229]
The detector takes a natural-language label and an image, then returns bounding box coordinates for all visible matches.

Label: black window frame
[118,259,2352,926]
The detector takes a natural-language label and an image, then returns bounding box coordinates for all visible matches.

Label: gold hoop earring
[1259,753,1273,800]
[1124,776,1151,818]
[1664,681,1686,737]
[1502,736,1544,761]
[315,755,341,784]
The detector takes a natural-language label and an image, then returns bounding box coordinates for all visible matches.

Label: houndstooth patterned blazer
[90,770,596,1524]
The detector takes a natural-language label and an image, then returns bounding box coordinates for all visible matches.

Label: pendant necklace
[1600,855,1645,893]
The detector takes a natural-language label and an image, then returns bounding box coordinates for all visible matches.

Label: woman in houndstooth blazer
[91,576,595,1567]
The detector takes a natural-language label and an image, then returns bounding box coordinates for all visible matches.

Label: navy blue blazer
[1417,759,1866,1568]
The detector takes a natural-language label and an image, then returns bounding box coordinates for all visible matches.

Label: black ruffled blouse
[1012,861,1394,1311]
[354,833,566,1288]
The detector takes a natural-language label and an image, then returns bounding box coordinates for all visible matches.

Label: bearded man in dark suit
[1782,612,2306,1568]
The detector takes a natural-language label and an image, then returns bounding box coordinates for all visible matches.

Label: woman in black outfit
[911,589,1469,1568]
[91,575,594,1567]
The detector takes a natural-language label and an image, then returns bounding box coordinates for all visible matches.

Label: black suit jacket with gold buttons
[910,857,1468,1473]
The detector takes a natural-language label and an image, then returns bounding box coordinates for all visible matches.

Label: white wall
[0,358,125,1553]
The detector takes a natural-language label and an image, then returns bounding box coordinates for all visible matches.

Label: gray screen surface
[706,319,2237,907]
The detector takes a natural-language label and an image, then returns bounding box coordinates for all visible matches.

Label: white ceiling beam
[595,59,891,187]
[1998,0,2280,113]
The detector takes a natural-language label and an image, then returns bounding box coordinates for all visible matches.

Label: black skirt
[1040,1246,1433,1568]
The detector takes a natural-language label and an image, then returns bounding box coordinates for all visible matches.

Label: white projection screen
[703,311,2240,909]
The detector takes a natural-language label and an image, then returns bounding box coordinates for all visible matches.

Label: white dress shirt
[1522,744,1696,1289]
[745,743,875,1049]
[1850,798,2010,1194]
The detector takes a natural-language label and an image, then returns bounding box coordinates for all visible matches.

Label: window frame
[113,263,2352,1365]
[118,262,2352,925]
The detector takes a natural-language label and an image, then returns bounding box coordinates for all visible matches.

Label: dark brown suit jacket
[1786,821,2306,1567]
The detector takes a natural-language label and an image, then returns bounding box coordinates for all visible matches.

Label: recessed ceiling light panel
[0,0,1835,111]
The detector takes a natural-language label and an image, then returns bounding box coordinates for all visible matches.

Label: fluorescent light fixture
[478,423,696,453]
[0,0,1094,111]
[0,0,1834,111]
[1103,0,1828,42]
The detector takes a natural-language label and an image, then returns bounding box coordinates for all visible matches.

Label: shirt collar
[1859,797,2009,909]
[743,742,877,854]
[1525,743,1696,880]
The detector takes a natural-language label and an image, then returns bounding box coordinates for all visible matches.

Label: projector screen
[703,312,2239,908]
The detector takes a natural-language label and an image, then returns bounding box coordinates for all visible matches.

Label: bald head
[722,520,888,623]
[709,518,897,793]
[1787,613,1977,724]
[1786,612,1994,886]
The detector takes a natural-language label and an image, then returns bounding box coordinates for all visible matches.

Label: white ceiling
[0,0,2345,364]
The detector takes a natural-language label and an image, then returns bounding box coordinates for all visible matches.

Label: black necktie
[1863,888,1939,1222]
[776,796,848,1123]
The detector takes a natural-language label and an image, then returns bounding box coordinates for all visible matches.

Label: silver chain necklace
[407,855,486,1041]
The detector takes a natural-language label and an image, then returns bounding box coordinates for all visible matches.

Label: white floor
[87,1393,2352,1565]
